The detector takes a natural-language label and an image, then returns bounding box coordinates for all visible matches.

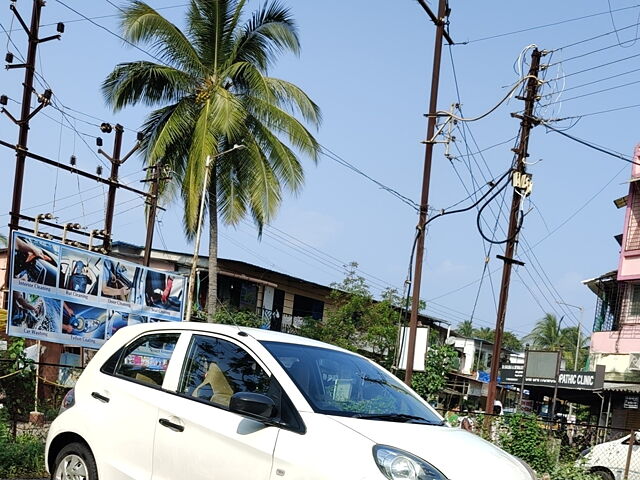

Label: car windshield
[261,341,444,424]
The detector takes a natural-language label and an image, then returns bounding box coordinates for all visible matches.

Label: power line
[53,0,170,67]
[462,4,640,44]
[319,146,419,211]
[542,78,640,106]
[547,51,640,82]
[540,120,637,164]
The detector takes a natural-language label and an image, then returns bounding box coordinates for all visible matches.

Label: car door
[152,333,279,480]
[90,331,181,480]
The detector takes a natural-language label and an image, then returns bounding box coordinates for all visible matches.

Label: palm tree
[102,0,321,317]
[456,320,474,337]
[559,326,589,370]
[474,326,494,342]
[526,313,563,350]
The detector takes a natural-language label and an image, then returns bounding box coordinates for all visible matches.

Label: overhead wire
[607,0,640,48]
[461,4,640,44]
[445,48,585,331]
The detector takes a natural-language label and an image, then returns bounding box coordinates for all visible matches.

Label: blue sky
[1,0,639,340]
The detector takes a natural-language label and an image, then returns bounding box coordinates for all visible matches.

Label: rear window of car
[101,332,179,387]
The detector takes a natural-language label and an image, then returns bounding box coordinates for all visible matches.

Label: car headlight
[580,447,591,458]
[373,445,448,480]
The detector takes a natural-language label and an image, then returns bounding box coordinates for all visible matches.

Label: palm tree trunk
[207,167,218,320]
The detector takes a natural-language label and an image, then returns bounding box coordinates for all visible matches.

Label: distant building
[584,144,640,431]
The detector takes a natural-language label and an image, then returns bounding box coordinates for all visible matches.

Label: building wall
[591,329,640,355]
[590,351,640,383]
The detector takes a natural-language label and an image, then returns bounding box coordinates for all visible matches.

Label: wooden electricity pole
[485,48,542,415]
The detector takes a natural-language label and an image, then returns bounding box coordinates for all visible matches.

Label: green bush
[499,413,554,474]
[549,462,599,480]
[0,416,46,478]
[212,309,267,328]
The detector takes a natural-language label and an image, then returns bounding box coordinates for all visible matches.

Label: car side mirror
[229,392,276,422]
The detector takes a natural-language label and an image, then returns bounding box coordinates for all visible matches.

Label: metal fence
[439,408,640,479]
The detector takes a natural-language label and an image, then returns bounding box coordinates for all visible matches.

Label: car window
[178,335,270,408]
[262,341,444,425]
[112,332,180,387]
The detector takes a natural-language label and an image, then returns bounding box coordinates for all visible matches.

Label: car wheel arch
[48,432,93,472]
[589,466,615,480]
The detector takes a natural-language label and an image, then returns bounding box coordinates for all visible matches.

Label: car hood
[329,416,533,480]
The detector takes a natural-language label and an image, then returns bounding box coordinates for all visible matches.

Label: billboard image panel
[7,232,188,348]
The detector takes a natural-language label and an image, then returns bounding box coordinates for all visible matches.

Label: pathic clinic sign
[8,232,187,348]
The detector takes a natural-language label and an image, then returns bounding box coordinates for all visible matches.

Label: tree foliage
[454,322,523,352]
[0,339,35,438]
[411,343,457,401]
[526,313,589,369]
[103,0,321,316]
[297,263,399,368]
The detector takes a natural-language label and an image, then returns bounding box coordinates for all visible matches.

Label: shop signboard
[624,396,639,409]
[499,364,605,391]
[7,232,187,349]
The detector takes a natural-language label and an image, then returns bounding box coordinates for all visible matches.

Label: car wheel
[53,442,98,480]
[591,469,614,480]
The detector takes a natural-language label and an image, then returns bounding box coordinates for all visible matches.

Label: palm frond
[246,96,321,161]
[121,1,204,74]
[235,0,299,70]
[102,61,195,110]
[181,100,218,236]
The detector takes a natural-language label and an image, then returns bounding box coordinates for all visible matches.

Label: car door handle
[91,392,110,403]
[159,418,184,432]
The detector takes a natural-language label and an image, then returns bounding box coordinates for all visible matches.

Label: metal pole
[556,302,584,422]
[184,156,212,322]
[33,340,40,413]
[404,0,450,386]
[103,124,124,251]
[518,346,529,412]
[4,0,44,308]
[8,0,43,234]
[624,429,635,480]
[550,349,562,421]
[484,49,542,414]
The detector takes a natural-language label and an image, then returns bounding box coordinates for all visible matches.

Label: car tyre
[53,442,98,480]
[591,469,614,480]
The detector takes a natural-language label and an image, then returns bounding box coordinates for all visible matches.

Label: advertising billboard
[7,232,187,348]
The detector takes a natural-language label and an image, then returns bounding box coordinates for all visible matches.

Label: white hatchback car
[581,433,640,480]
[46,322,535,480]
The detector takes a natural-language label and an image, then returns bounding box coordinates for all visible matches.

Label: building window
[292,294,324,320]
[626,183,640,251]
[217,275,258,311]
[629,283,640,318]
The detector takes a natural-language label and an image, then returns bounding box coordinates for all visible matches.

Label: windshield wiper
[353,413,444,425]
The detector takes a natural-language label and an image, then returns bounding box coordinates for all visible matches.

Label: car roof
[118,321,348,352]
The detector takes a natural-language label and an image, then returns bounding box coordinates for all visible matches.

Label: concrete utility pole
[485,48,542,415]
[98,124,140,252]
[143,163,163,267]
[404,0,452,385]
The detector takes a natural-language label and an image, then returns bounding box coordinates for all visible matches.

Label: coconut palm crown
[102,0,321,316]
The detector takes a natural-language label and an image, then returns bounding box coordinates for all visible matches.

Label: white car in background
[46,322,535,480]
[581,433,640,480]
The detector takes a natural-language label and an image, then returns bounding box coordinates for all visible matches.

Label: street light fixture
[184,144,245,322]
